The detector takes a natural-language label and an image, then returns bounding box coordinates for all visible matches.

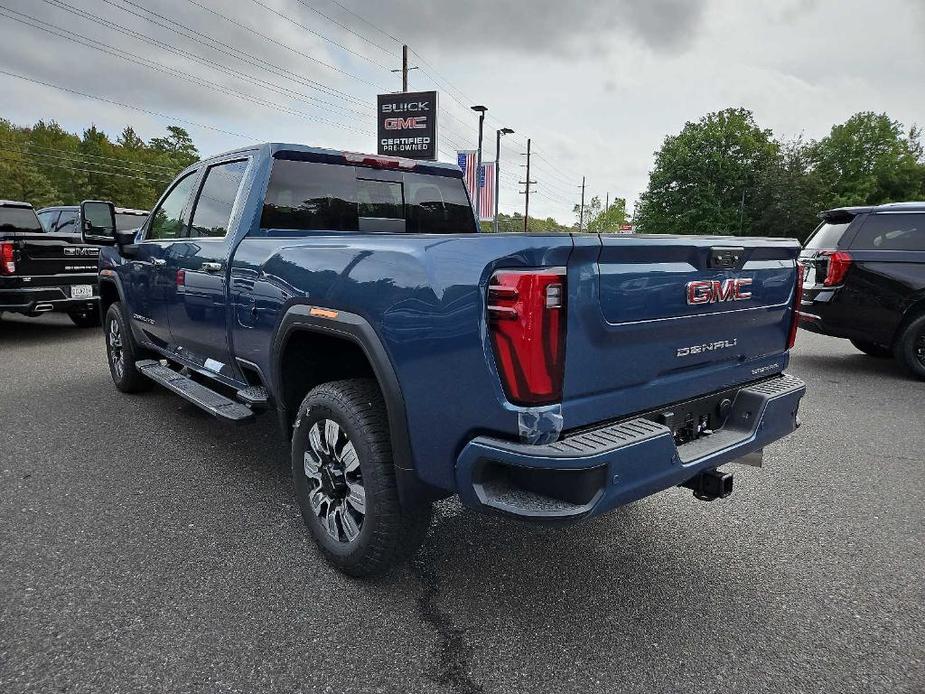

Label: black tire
[104,302,152,393]
[850,338,892,358]
[291,378,432,577]
[894,314,925,380]
[69,310,102,328]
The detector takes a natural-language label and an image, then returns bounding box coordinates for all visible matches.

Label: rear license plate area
[70,284,94,299]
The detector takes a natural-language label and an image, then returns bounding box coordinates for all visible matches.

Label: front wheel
[291,379,432,577]
[104,303,152,393]
[69,310,102,328]
[895,314,925,380]
[850,338,892,358]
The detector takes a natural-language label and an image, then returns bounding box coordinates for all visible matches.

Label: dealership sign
[377,91,438,160]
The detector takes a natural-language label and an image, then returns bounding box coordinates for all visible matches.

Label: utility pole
[519,138,536,233]
[391,45,418,92]
[578,176,587,232]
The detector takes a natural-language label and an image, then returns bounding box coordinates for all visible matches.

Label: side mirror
[80,200,117,245]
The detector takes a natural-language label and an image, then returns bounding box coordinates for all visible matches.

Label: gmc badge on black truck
[377,90,438,160]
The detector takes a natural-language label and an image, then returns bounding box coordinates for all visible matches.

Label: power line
[106,0,378,104]
[0,6,374,136]
[2,139,180,173]
[0,142,176,177]
[0,149,173,183]
[247,0,393,71]
[292,0,397,57]
[43,0,374,121]
[0,68,258,141]
[326,0,403,46]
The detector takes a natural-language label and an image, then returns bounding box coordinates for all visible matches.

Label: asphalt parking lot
[1,313,923,694]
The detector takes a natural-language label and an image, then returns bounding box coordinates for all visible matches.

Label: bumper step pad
[456,374,807,520]
[136,360,255,423]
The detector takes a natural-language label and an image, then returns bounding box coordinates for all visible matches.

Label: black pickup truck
[0,200,103,327]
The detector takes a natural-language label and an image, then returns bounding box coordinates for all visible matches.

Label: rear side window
[37,210,58,232]
[116,213,148,231]
[55,210,78,234]
[0,206,42,232]
[260,159,474,234]
[404,173,474,234]
[804,221,851,250]
[851,213,924,251]
[262,161,357,231]
[189,160,249,238]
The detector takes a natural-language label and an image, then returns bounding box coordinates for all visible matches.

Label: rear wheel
[105,302,152,393]
[69,310,102,328]
[850,338,892,358]
[895,314,925,380]
[291,379,432,577]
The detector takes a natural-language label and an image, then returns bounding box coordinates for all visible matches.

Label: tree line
[0,118,199,210]
[635,109,925,241]
[4,110,922,241]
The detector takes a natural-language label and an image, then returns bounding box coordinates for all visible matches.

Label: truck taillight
[1,242,15,275]
[788,261,804,350]
[487,268,567,405]
[821,250,852,286]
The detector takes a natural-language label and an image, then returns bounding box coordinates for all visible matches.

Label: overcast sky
[1,0,923,222]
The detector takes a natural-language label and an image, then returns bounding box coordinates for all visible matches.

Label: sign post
[376,90,438,161]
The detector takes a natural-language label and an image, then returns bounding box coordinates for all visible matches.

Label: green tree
[810,112,925,206]
[636,108,779,235]
[750,137,825,241]
[149,125,198,168]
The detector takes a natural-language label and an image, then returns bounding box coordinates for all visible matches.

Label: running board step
[237,385,268,408]
[136,360,255,423]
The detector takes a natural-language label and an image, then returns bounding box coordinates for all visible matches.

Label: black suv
[799,201,925,378]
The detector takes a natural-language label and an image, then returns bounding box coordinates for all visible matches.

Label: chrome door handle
[201,262,223,273]
[152,258,166,267]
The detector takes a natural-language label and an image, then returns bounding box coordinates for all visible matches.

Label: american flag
[457,150,477,202]
[457,151,496,222]
[478,162,495,222]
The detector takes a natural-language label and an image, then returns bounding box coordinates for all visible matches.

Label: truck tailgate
[563,234,800,425]
[4,232,100,276]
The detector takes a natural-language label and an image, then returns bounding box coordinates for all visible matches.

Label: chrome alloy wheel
[108,317,125,380]
[915,331,925,368]
[303,419,366,543]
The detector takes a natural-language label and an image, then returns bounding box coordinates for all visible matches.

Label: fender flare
[270,304,442,505]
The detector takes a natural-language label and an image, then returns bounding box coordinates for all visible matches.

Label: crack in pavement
[411,549,484,694]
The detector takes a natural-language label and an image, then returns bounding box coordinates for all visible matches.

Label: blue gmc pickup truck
[83,143,806,576]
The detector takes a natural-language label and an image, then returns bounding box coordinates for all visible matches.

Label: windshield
[116,212,148,231]
[804,221,851,250]
[0,206,42,232]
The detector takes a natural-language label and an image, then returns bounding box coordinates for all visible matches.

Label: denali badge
[677,339,737,357]
[64,247,99,257]
[687,278,752,305]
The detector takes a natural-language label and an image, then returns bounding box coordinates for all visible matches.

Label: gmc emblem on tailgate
[687,278,753,305]
[63,247,99,257]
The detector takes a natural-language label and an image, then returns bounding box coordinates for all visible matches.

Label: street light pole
[471,105,487,220]
[494,127,514,233]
